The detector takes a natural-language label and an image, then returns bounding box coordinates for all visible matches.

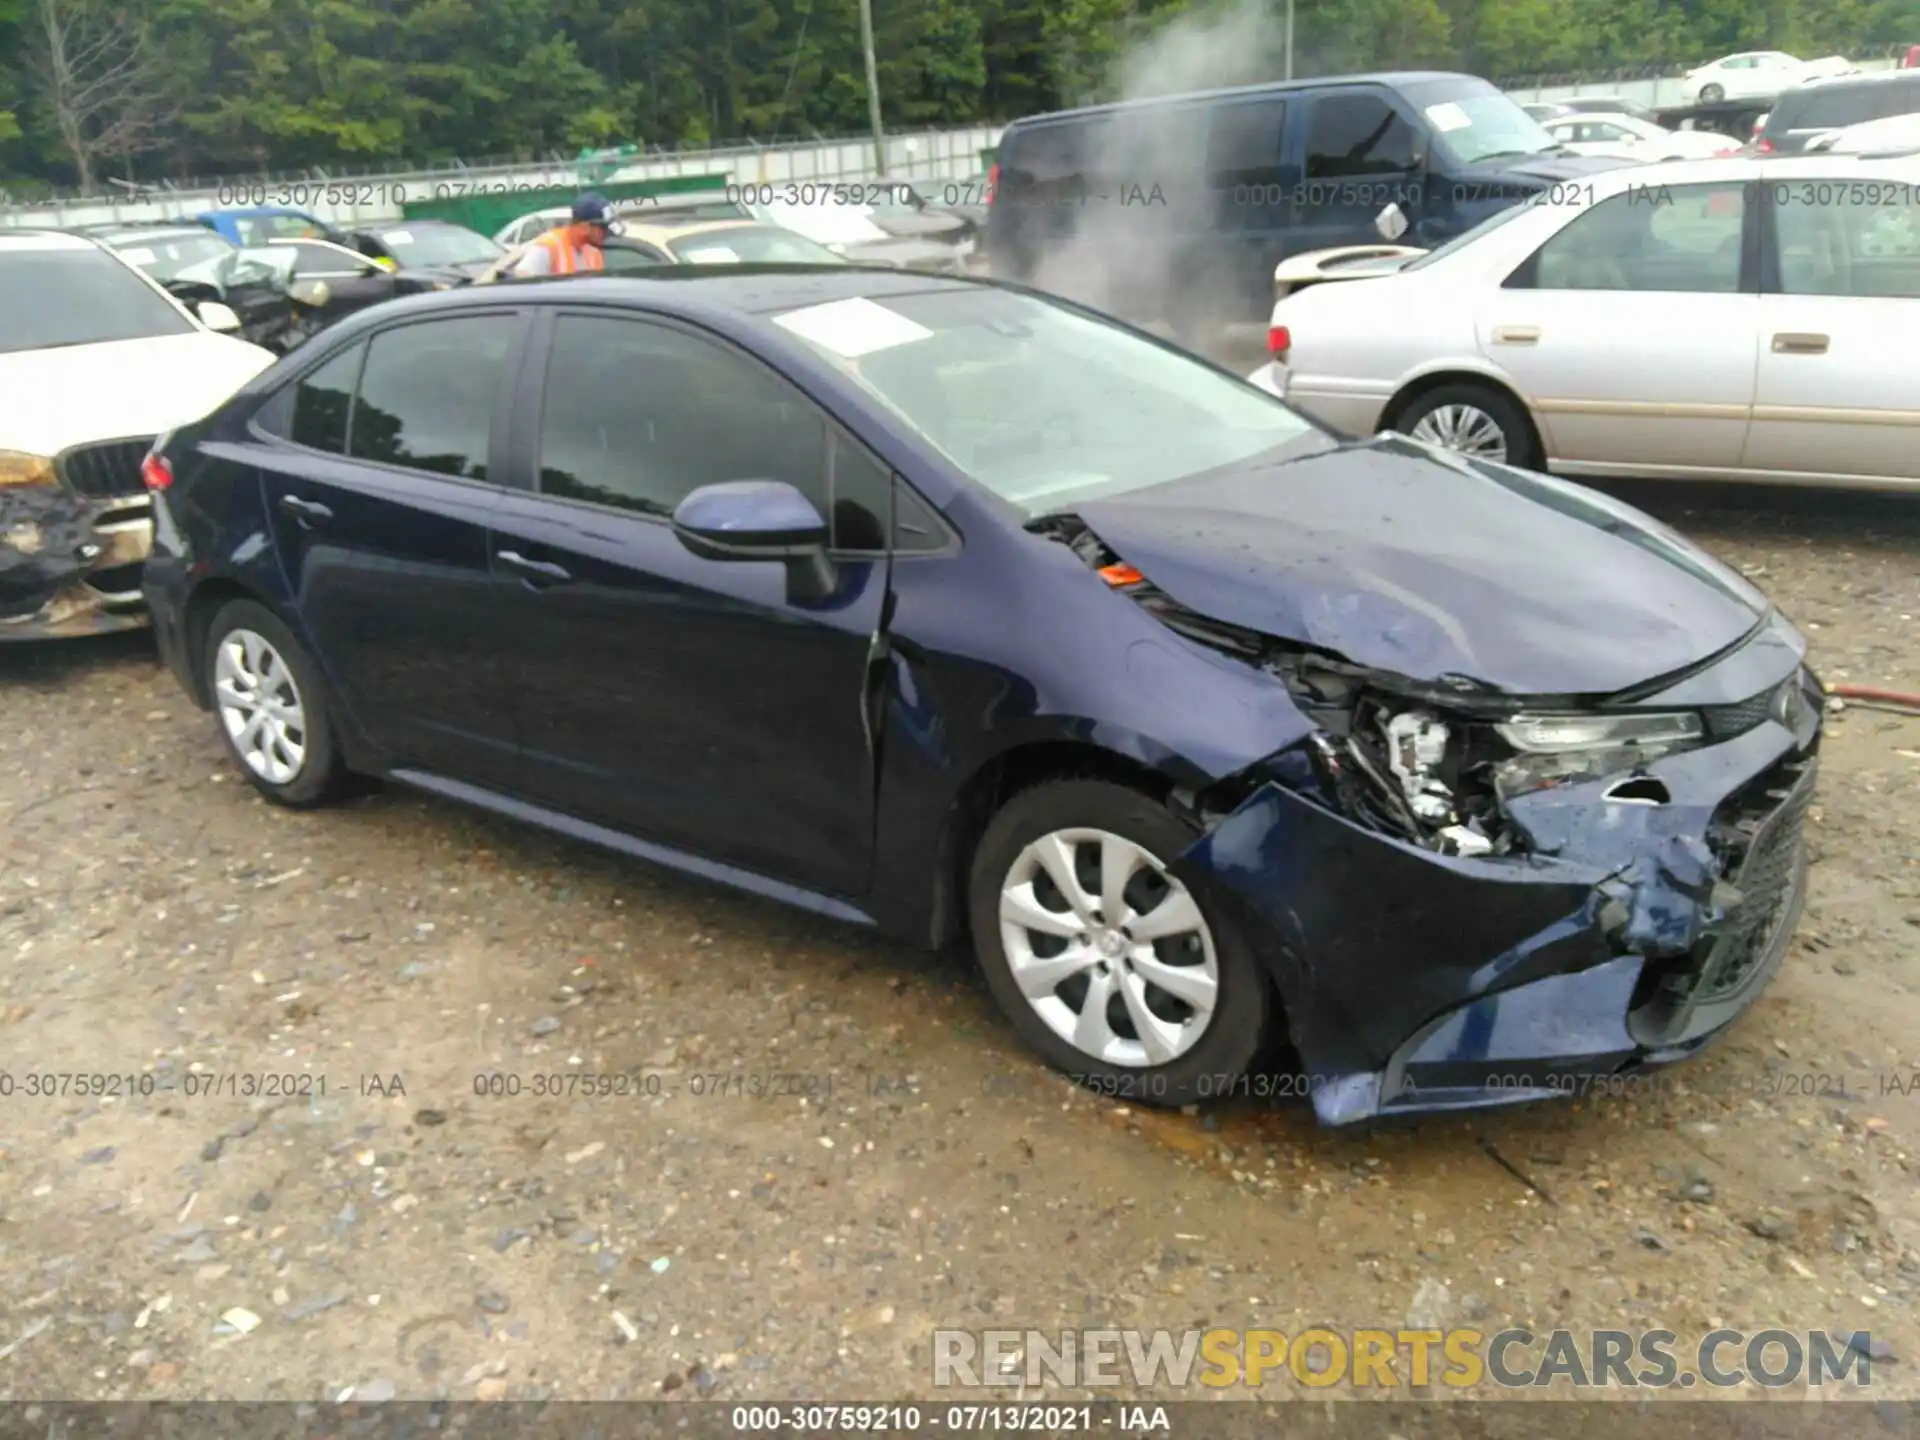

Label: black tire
[1392,381,1543,471]
[1700,83,1725,103]
[967,778,1273,1108]
[203,598,352,808]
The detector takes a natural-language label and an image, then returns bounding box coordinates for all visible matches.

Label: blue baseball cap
[572,192,616,225]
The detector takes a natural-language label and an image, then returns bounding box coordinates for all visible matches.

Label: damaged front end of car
[1,445,156,642]
[1039,513,1823,1126]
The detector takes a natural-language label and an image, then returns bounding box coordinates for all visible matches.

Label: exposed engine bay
[1035,513,1720,860]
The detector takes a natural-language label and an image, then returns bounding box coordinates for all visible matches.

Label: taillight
[986,163,1000,205]
[1754,137,1774,153]
[141,453,174,491]
[1268,325,1291,359]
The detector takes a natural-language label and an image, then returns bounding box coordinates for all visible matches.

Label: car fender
[1380,356,1539,432]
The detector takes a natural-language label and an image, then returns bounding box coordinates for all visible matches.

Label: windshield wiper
[1470,149,1546,163]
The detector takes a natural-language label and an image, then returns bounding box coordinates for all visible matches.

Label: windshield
[378,225,503,267]
[108,231,235,282]
[1401,78,1560,165]
[771,289,1322,514]
[0,247,196,354]
[667,226,847,265]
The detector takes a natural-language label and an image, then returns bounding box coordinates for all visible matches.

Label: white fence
[0,125,1005,231]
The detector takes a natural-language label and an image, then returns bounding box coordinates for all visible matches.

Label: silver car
[1251,152,1920,491]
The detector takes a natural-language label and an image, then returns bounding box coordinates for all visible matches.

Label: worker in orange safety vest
[510,192,618,276]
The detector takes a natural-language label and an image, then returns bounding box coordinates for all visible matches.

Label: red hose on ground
[1826,683,1920,710]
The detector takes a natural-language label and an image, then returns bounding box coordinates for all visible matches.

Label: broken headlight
[1496,712,1703,753]
[0,451,57,489]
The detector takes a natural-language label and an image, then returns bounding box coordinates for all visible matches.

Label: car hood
[0,331,275,457]
[870,211,970,241]
[1454,151,1633,185]
[840,235,965,269]
[1071,435,1769,697]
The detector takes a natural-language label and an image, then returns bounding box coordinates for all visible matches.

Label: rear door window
[350,315,520,480]
[1773,186,1920,298]
[1001,121,1107,202]
[1206,97,1288,191]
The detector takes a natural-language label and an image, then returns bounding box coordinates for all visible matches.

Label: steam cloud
[1021,0,1286,331]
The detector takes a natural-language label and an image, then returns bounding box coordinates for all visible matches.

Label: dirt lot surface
[1,480,1915,1409]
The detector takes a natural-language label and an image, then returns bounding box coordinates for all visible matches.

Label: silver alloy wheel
[998,827,1221,1067]
[1408,403,1509,461]
[213,628,308,786]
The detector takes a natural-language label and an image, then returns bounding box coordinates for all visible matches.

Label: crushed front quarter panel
[1175,701,1816,1126]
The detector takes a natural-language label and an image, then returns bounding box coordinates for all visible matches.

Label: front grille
[1695,755,1816,1000]
[1702,684,1780,738]
[56,437,155,500]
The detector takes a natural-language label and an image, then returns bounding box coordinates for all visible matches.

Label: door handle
[496,550,574,587]
[1771,332,1829,354]
[1492,325,1540,345]
[278,494,332,525]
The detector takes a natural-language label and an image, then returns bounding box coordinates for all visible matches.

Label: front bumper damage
[1173,666,1823,1127]
[0,457,154,642]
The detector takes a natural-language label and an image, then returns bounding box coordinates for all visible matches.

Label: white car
[1682,51,1854,105]
[1248,153,1920,491]
[1806,110,1920,153]
[1540,112,1738,161]
[1,230,276,640]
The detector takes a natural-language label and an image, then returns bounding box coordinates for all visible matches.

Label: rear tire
[1393,381,1542,470]
[203,598,353,809]
[967,779,1272,1108]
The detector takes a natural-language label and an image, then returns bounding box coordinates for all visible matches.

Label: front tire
[1394,381,1542,470]
[204,598,352,808]
[967,779,1272,1107]
[1700,83,1725,103]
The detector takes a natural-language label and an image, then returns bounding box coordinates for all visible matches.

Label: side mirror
[289,278,331,308]
[197,300,243,332]
[671,480,836,600]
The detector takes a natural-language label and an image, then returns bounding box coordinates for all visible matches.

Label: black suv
[1757,71,1920,154]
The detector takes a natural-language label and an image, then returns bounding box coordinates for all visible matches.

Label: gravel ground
[0,480,1914,1406]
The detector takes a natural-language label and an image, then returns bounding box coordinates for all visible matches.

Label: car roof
[1004,70,1479,129]
[1580,148,1920,194]
[0,228,102,252]
[91,225,223,242]
[330,265,978,335]
[618,216,777,245]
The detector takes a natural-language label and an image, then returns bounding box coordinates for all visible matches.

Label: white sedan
[1682,51,1854,104]
[1540,112,1738,161]
[1,230,276,639]
[1249,153,1920,491]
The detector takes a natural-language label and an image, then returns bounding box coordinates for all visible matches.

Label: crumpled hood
[0,332,276,457]
[1072,436,1770,697]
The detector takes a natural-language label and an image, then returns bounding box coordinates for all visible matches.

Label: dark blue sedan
[139,267,1822,1125]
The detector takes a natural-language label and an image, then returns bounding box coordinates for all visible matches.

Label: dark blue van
[984,71,1631,332]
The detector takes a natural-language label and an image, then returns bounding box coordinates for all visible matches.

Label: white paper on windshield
[382,229,414,244]
[681,245,740,264]
[773,296,933,358]
[1425,102,1472,132]
[121,246,158,266]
